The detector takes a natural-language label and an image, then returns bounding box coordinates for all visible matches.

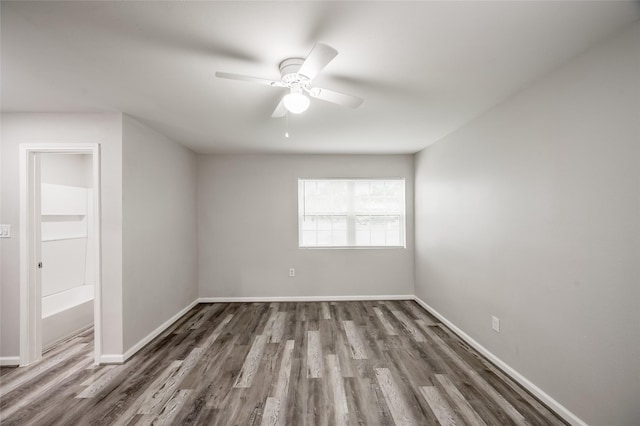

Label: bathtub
[42,285,94,348]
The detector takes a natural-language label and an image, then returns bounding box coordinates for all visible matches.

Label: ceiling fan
[215,43,363,117]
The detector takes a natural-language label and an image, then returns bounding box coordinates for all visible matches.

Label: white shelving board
[41,183,90,241]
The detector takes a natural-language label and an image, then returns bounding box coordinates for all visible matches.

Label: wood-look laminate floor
[0,301,567,425]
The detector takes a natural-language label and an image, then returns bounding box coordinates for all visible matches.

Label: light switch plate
[0,224,10,238]
[491,315,500,333]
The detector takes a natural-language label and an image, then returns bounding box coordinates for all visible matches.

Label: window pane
[332,231,347,246]
[355,215,370,246]
[302,230,316,246]
[302,216,316,231]
[372,181,385,195]
[317,230,332,246]
[355,230,370,246]
[303,180,348,214]
[386,230,400,246]
[371,216,387,245]
[300,179,405,248]
[316,217,332,230]
[354,180,403,214]
[332,217,347,230]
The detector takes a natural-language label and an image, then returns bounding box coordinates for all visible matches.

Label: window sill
[299,245,406,250]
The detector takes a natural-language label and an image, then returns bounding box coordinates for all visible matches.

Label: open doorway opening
[19,144,102,366]
[40,153,95,351]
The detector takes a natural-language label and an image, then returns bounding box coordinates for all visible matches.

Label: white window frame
[298,178,406,249]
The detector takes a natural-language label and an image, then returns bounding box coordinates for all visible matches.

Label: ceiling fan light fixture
[283,88,310,114]
[216,43,363,118]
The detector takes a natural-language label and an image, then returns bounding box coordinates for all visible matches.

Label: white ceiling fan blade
[298,43,338,81]
[308,87,363,109]
[271,98,287,118]
[215,72,286,87]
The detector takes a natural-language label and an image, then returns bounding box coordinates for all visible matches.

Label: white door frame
[19,143,103,366]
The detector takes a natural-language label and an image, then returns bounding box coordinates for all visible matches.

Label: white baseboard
[98,299,199,365]
[121,299,200,363]
[43,323,93,352]
[99,354,124,364]
[412,296,586,426]
[198,294,414,303]
[0,356,20,366]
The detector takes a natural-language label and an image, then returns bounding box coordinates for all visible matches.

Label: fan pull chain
[285,112,290,138]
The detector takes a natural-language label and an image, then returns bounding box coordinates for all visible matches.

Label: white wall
[122,116,198,352]
[0,113,124,359]
[198,154,414,298]
[414,22,640,426]
[1,113,199,360]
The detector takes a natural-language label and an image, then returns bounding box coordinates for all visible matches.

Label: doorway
[19,144,102,366]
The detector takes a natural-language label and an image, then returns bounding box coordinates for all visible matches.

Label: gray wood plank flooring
[0,301,567,425]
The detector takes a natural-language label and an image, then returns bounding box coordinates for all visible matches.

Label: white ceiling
[2,1,639,154]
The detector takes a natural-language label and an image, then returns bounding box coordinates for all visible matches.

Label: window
[298,178,406,248]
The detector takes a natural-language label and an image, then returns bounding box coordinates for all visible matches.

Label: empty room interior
[0,1,639,425]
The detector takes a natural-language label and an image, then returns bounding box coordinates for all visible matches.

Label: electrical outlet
[289,268,295,277]
[0,224,10,238]
[492,316,500,333]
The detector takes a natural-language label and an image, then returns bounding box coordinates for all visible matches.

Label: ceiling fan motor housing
[215,42,363,117]
[279,58,310,86]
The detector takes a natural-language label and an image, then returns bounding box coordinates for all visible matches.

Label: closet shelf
[42,235,88,242]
